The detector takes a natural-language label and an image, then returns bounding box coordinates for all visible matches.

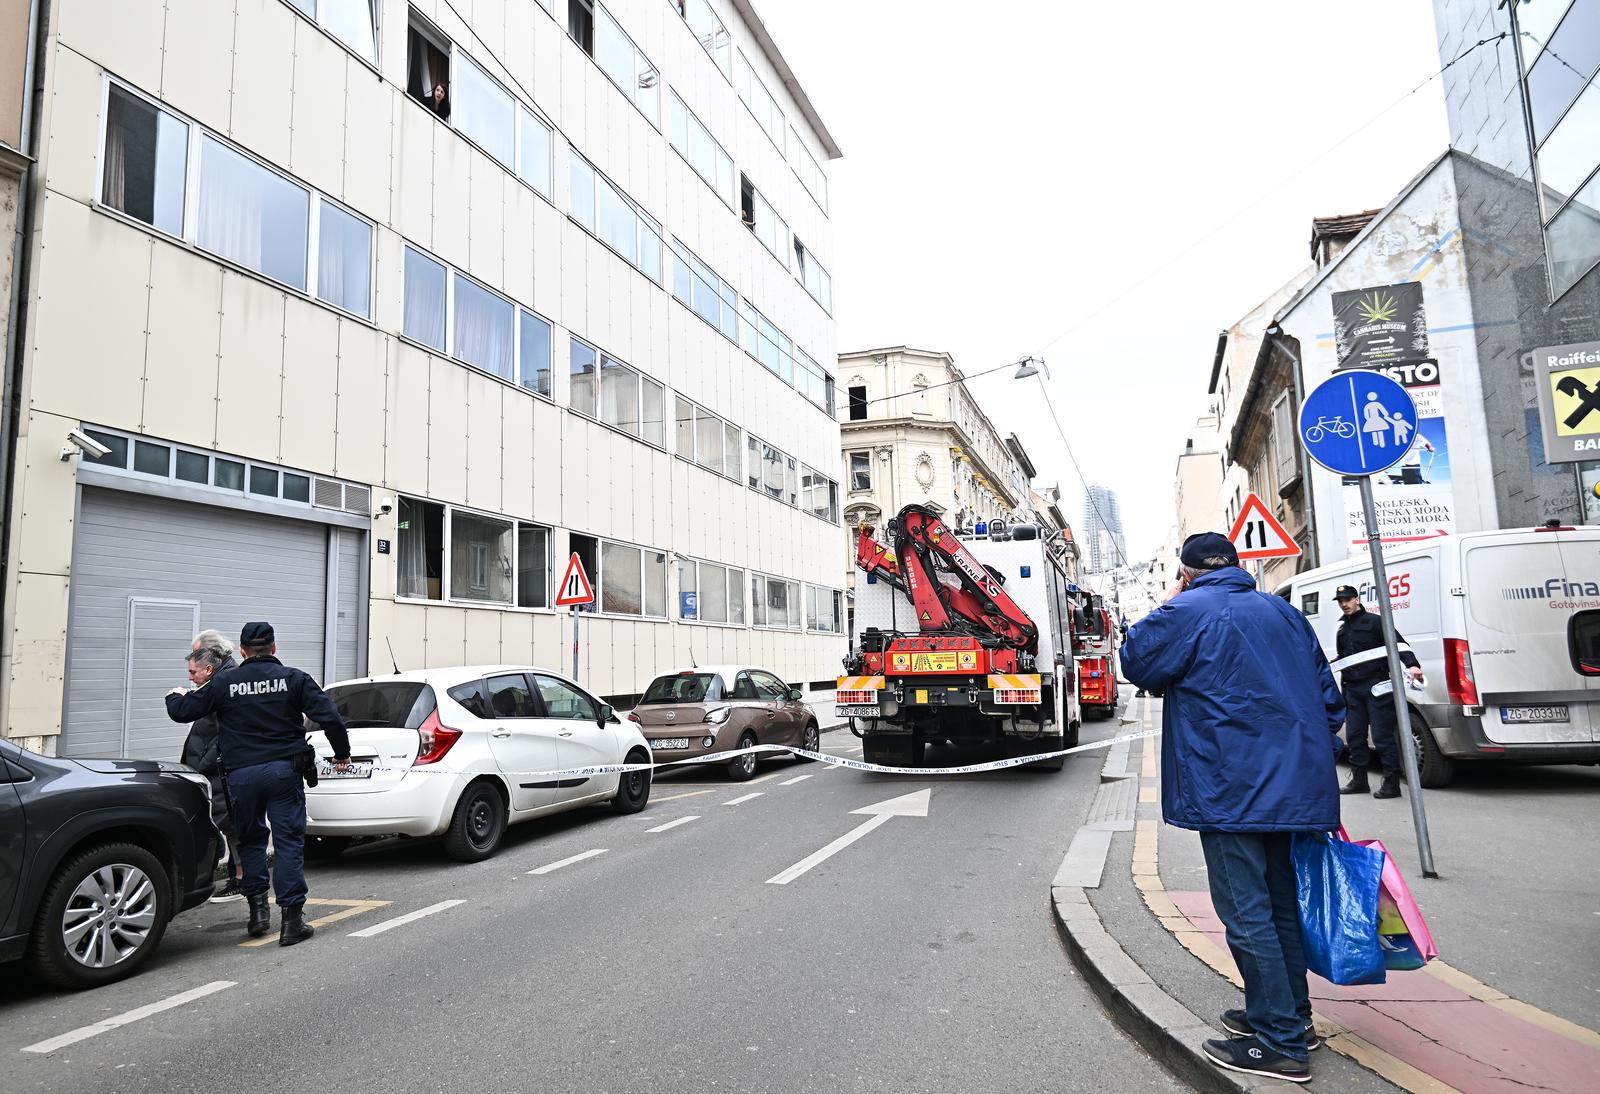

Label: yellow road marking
[238,897,390,947]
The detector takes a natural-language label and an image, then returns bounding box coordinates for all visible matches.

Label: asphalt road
[1,724,1181,1093]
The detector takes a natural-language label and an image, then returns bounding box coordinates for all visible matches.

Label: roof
[1309,208,1382,257]
[331,665,570,688]
[648,665,781,681]
[728,0,842,160]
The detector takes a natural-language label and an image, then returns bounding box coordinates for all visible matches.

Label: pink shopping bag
[1338,827,1438,965]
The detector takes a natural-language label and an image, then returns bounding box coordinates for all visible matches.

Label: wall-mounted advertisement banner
[1333,282,1430,368]
[1531,341,1600,464]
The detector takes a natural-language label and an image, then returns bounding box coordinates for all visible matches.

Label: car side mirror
[787,687,804,702]
[597,703,614,727]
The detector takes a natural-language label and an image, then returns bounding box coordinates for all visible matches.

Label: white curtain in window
[453,275,513,378]
[317,201,372,318]
[198,137,308,289]
[396,498,429,598]
[403,248,447,350]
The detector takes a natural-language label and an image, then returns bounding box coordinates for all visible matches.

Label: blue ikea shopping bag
[1291,832,1386,986]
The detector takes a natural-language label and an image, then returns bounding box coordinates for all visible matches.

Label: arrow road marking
[766,788,931,886]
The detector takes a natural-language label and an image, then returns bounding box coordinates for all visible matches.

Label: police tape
[314,728,1162,783]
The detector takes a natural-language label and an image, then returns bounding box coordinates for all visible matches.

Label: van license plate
[649,738,690,750]
[1500,705,1569,724]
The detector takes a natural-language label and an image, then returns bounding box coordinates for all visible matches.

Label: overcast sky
[758,0,1450,562]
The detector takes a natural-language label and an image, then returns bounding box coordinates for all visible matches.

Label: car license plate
[316,761,373,779]
[1499,704,1569,724]
[650,738,690,750]
[836,704,881,717]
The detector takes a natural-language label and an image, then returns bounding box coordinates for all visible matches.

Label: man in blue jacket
[1122,532,1345,1084]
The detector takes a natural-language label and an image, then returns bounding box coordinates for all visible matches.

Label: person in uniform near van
[1334,585,1424,800]
[165,622,351,946]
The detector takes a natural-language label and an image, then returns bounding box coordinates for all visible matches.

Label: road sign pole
[1357,476,1438,878]
[571,605,580,682]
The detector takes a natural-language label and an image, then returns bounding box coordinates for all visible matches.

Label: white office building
[1,0,845,756]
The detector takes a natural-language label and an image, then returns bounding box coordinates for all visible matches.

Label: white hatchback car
[302,666,652,862]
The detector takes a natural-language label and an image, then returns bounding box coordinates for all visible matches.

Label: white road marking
[767,788,933,886]
[724,792,763,805]
[348,899,466,938]
[647,815,700,833]
[779,773,813,786]
[22,981,236,1054]
[746,771,786,786]
[527,849,609,875]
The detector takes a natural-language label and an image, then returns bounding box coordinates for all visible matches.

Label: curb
[1051,883,1286,1092]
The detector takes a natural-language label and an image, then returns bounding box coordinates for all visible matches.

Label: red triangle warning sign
[1228,493,1302,561]
[555,552,596,606]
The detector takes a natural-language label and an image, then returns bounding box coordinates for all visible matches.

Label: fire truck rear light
[1443,638,1479,706]
[993,688,1041,705]
[836,689,877,704]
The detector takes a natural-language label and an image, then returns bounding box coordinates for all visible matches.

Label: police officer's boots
[1373,773,1402,799]
[245,893,272,938]
[279,904,316,947]
[1340,769,1370,794]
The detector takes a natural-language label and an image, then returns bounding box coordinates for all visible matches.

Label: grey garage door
[62,487,364,760]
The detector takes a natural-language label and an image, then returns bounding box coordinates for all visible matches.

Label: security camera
[377,496,395,516]
[63,428,111,461]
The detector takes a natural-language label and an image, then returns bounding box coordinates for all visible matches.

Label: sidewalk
[1053,697,1600,1091]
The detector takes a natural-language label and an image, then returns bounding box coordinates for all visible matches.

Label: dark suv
[1,739,221,990]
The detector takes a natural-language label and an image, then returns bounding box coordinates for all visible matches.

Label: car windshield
[326,681,436,729]
[639,673,723,704]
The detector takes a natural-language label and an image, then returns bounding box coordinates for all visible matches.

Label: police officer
[166,622,350,946]
[1333,586,1423,799]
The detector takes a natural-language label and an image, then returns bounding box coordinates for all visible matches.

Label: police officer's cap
[1179,532,1238,568]
[1334,585,1361,600]
[240,621,275,647]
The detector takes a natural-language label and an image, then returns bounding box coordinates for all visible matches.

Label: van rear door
[1461,532,1600,744]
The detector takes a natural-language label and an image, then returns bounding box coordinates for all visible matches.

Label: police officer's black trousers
[227,759,308,908]
[1343,681,1400,776]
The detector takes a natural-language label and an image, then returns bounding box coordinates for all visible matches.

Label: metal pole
[1357,477,1438,877]
[571,605,580,682]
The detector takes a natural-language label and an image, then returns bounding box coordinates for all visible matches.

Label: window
[675,399,744,480]
[849,452,872,492]
[668,92,735,205]
[802,465,840,523]
[449,510,513,603]
[403,247,446,350]
[848,385,868,421]
[1545,176,1600,297]
[735,51,784,148]
[1524,0,1600,142]
[1301,592,1320,617]
[486,673,539,717]
[1539,81,1600,218]
[569,154,663,282]
[598,540,666,616]
[1569,609,1600,675]
[571,2,660,125]
[1272,393,1297,488]
[407,16,452,120]
[249,466,278,496]
[748,436,798,505]
[454,53,516,169]
[291,0,378,64]
[677,558,745,624]
[794,237,833,312]
[532,675,599,720]
[316,200,373,318]
[571,340,665,446]
[677,0,731,78]
[788,126,829,213]
[806,585,842,633]
[284,473,311,502]
[397,496,445,600]
[453,272,515,379]
[197,136,309,290]
[447,680,491,718]
[517,523,550,608]
[520,310,552,397]
[133,440,170,476]
[518,108,553,197]
[569,337,599,417]
[213,458,245,490]
[751,573,800,629]
[669,239,738,340]
[101,84,187,236]
[175,450,208,483]
[739,174,788,267]
[794,348,833,412]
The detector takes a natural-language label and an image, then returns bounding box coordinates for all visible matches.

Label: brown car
[629,666,820,780]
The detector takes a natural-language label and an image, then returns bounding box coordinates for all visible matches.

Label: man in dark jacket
[179,630,240,900]
[166,622,351,947]
[1334,585,1424,799]
[1122,533,1345,1084]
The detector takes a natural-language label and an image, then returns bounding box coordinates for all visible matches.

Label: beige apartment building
[2,0,846,756]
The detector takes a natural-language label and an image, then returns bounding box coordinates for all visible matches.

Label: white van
[1279,527,1600,787]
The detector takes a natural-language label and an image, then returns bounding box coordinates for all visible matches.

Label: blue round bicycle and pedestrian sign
[1299,369,1419,476]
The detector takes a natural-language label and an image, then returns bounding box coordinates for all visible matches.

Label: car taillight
[627,711,642,723]
[414,709,463,765]
[1443,638,1479,706]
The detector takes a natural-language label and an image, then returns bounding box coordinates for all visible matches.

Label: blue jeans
[227,759,308,909]
[1199,831,1311,1060]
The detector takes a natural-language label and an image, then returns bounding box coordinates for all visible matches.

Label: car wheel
[612,749,652,814]
[728,731,759,781]
[1411,717,1456,789]
[443,780,507,862]
[29,842,172,990]
[794,721,820,762]
[304,836,353,861]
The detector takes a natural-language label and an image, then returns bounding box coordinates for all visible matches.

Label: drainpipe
[1266,326,1318,569]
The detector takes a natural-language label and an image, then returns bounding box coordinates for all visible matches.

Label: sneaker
[1203,1035,1311,1083]
[1220,1009,1320,1050]
[208,878,245,903]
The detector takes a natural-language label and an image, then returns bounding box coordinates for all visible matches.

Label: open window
[397,497,445,600]
[568,0,595,54]
[848,385,868,421]
[407,12,452,120]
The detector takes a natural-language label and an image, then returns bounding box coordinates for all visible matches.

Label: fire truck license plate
[836,705,880,717]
